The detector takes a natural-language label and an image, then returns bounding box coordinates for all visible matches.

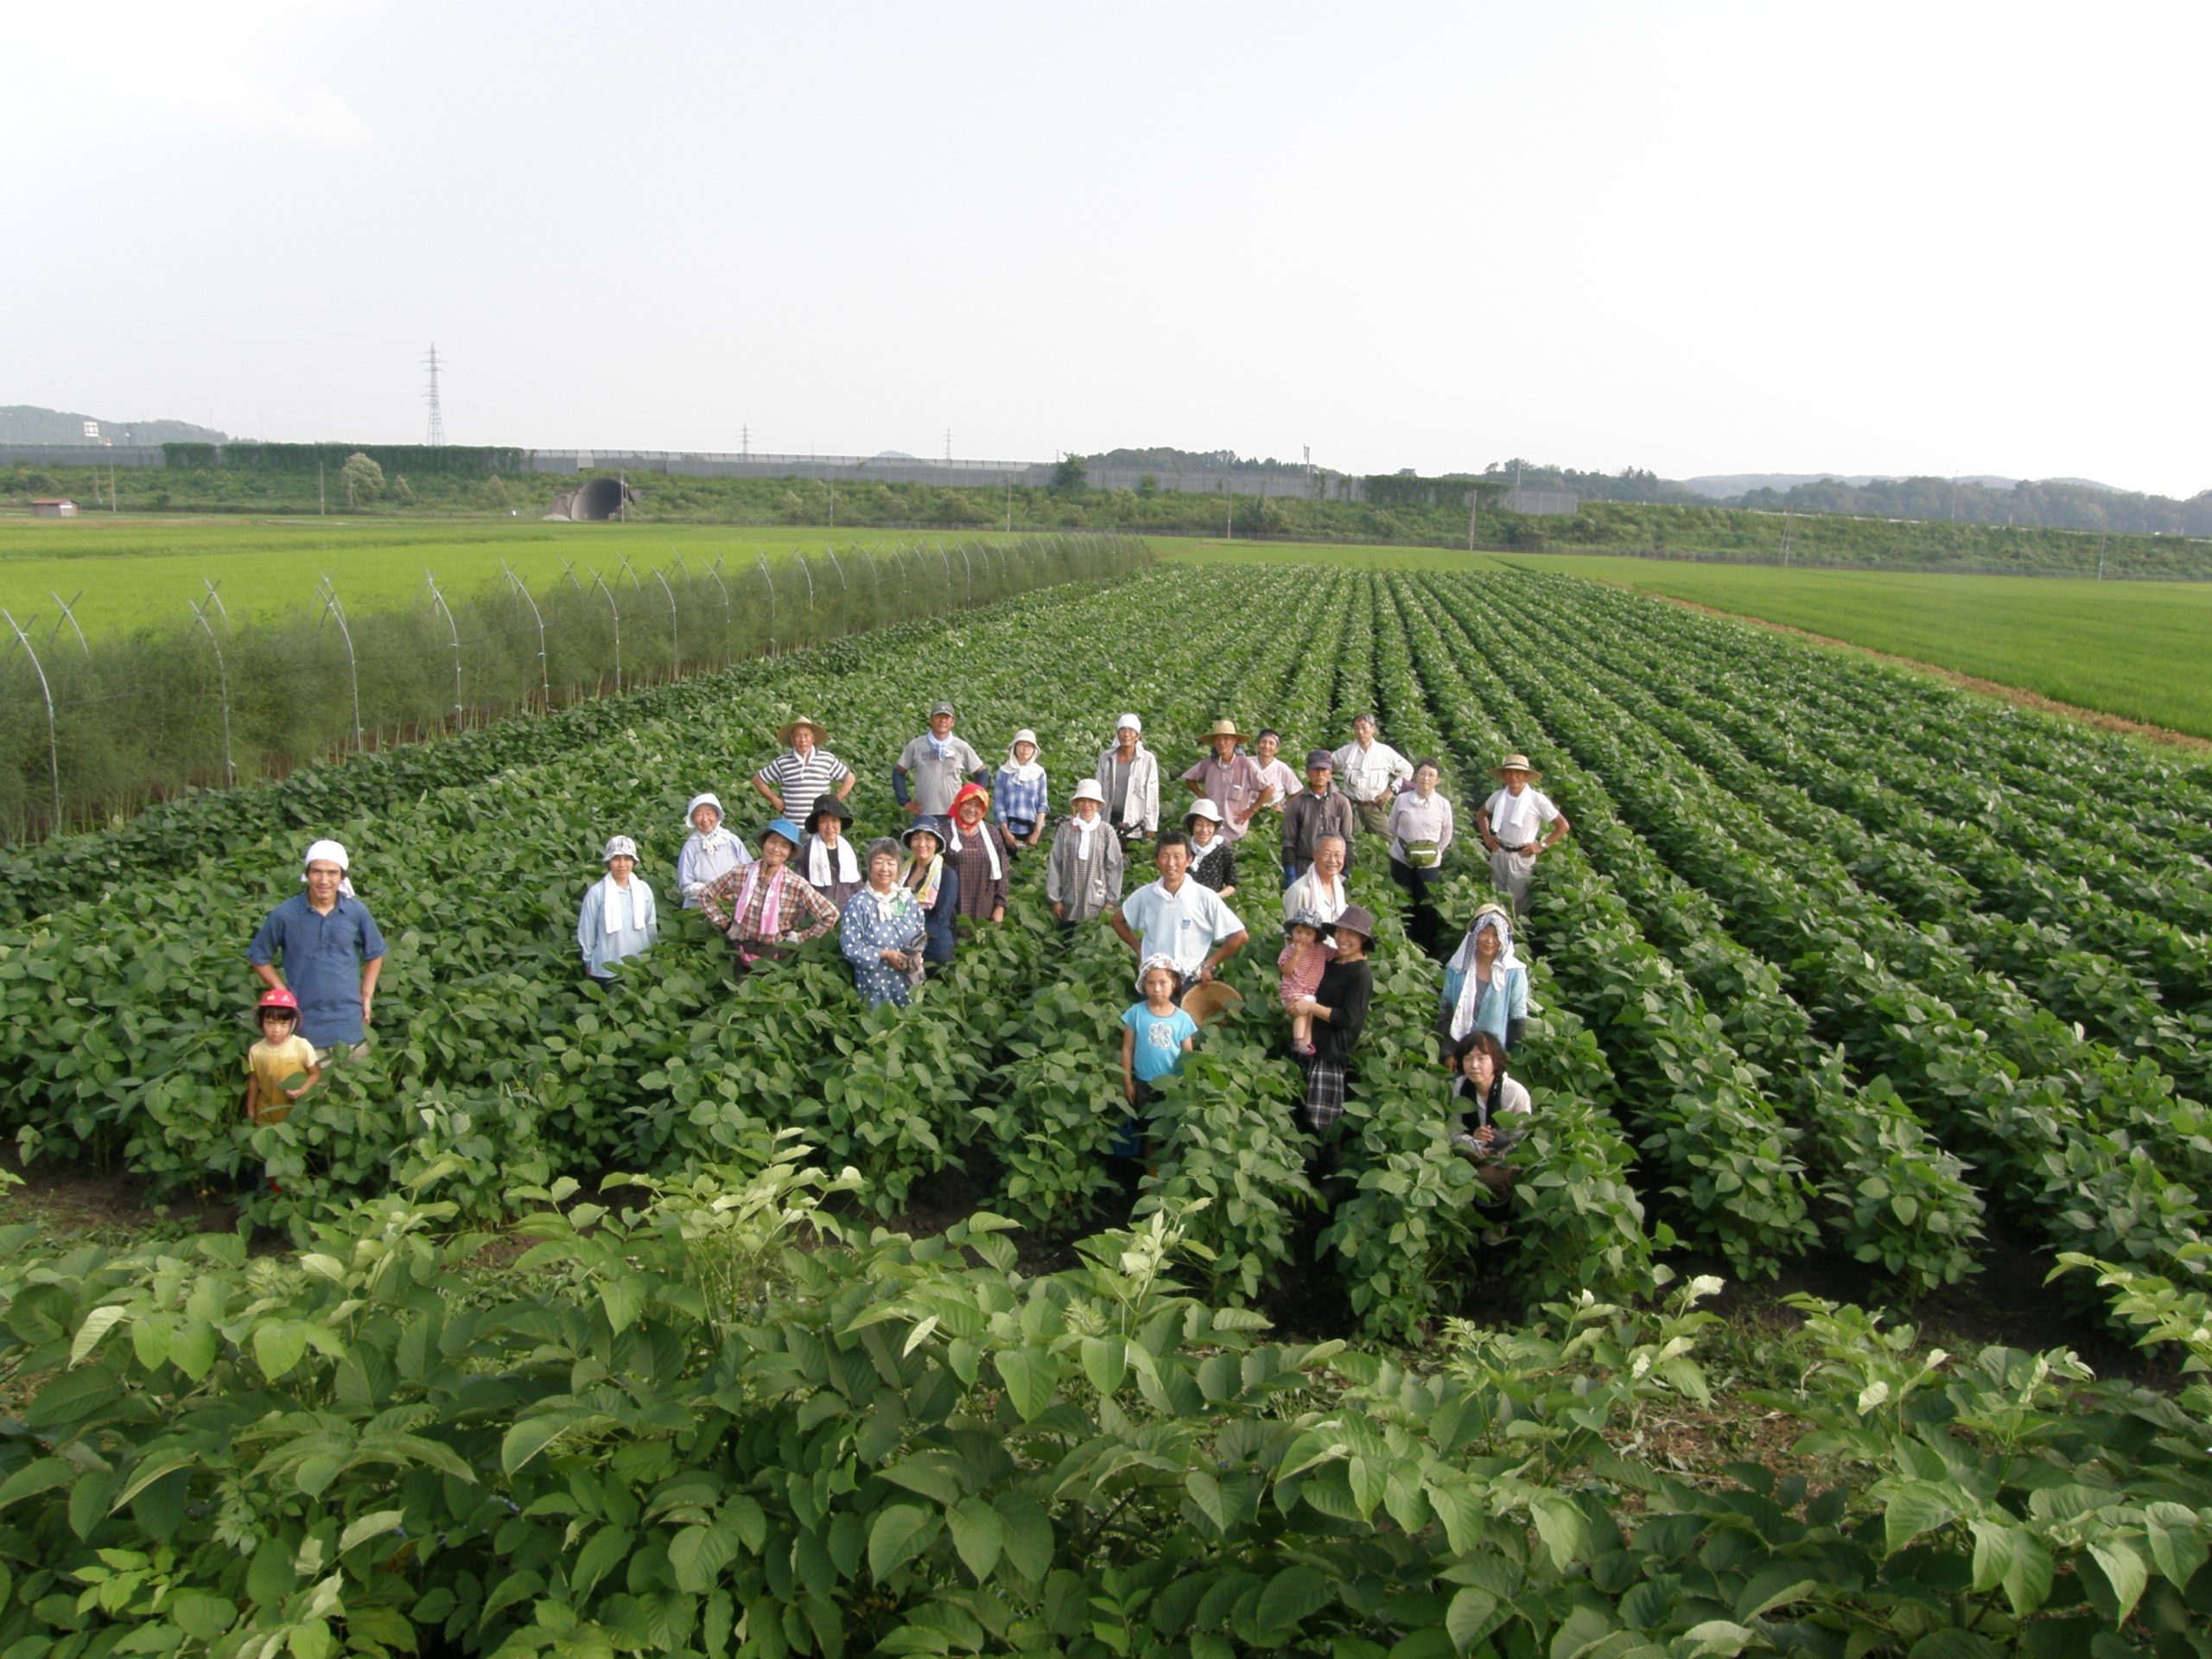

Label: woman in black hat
[1286,902,1376,1135]
[800,793,863,911]
[899,817,962,976]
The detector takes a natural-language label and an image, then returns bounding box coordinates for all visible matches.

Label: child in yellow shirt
[245,987,321,1126]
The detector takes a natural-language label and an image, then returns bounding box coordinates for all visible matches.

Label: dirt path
[1611,585,2212,753]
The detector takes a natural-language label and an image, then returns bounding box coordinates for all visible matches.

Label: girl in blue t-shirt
[1119,954,1198,1155]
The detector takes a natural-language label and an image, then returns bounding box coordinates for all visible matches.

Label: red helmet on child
[257,987,300,1014]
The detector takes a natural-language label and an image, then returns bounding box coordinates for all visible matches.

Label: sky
[3,1,2205,496]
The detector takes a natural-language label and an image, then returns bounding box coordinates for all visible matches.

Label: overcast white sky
[4,1,2204,494]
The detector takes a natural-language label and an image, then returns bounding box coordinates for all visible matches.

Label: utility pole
[1467,490,1478,552]
[944,427,952,463]
[741,423,750,458]
[319,461,326,515]
[2097,531,2107,580]
[424,343,445,446]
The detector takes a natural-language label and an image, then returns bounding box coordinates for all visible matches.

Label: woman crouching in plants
[697,818,840,979]
[1121,953,1198,1158]
[1287,903,1376,1135]
[842,837,929,1007]
[1448,1029,1530,1202]
[899,816,961,977]
[245,986,320,1127]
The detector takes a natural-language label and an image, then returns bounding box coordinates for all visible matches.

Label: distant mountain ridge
[1683,472,2123,498]
[0,404,228,445]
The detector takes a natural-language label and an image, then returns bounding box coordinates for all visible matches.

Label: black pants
[1390,857,1446,957]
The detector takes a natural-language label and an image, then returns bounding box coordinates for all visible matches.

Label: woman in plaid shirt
[994,729,1049,850]
[697,817,841,978]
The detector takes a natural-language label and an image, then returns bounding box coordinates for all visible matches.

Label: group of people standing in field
[240,700,1572,1201]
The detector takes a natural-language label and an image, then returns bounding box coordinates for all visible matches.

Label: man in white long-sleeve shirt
[1332,715,1414,842]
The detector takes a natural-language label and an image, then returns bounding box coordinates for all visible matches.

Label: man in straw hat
[894,701,989,819]
[1181,718,1266,842]
[1478,753,1569,916]
[1332,714,1414,842]
[753,715,853,817]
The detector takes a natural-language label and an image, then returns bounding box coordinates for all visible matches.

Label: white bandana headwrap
[1446,907,1522,1042]
[302,838,356,898]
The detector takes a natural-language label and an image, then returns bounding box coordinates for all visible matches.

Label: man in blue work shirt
[248,838,387,1060]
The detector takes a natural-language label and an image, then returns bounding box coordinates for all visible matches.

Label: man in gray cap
[893,700,988,819]
[1280,749,1358,885]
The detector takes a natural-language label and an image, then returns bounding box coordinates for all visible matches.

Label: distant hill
[1686,471,2124,499]
[0,404,228,445]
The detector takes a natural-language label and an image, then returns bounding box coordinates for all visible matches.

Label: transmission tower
[423,343,446,446]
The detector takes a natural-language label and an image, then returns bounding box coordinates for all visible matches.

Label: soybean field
[1,563,2209,1656]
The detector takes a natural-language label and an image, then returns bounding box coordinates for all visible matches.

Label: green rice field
[1493,554,2212,741]
[9,519,2208,740]
[0,518,1022,636]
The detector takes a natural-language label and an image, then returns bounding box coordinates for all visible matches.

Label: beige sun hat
[1200,717,1245,745]
[779,715,827,747]
[1181,979,1243,1027]
[1071,778,1107,806]
[1490,753,1543,781]
[1186,798,1224,823]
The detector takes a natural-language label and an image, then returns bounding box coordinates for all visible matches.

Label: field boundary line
[1583,578,2212,753]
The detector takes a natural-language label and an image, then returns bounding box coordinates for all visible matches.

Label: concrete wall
[0,444,168,468]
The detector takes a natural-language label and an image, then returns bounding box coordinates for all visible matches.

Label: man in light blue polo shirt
[1109,830,1249,999]
[248,839,387,1058]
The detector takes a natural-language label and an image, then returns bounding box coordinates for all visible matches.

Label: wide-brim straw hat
[1200,717,1245,745]
[1181,980,1243,1027]
[1490,753,1543,780]
[779,715,827,747]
